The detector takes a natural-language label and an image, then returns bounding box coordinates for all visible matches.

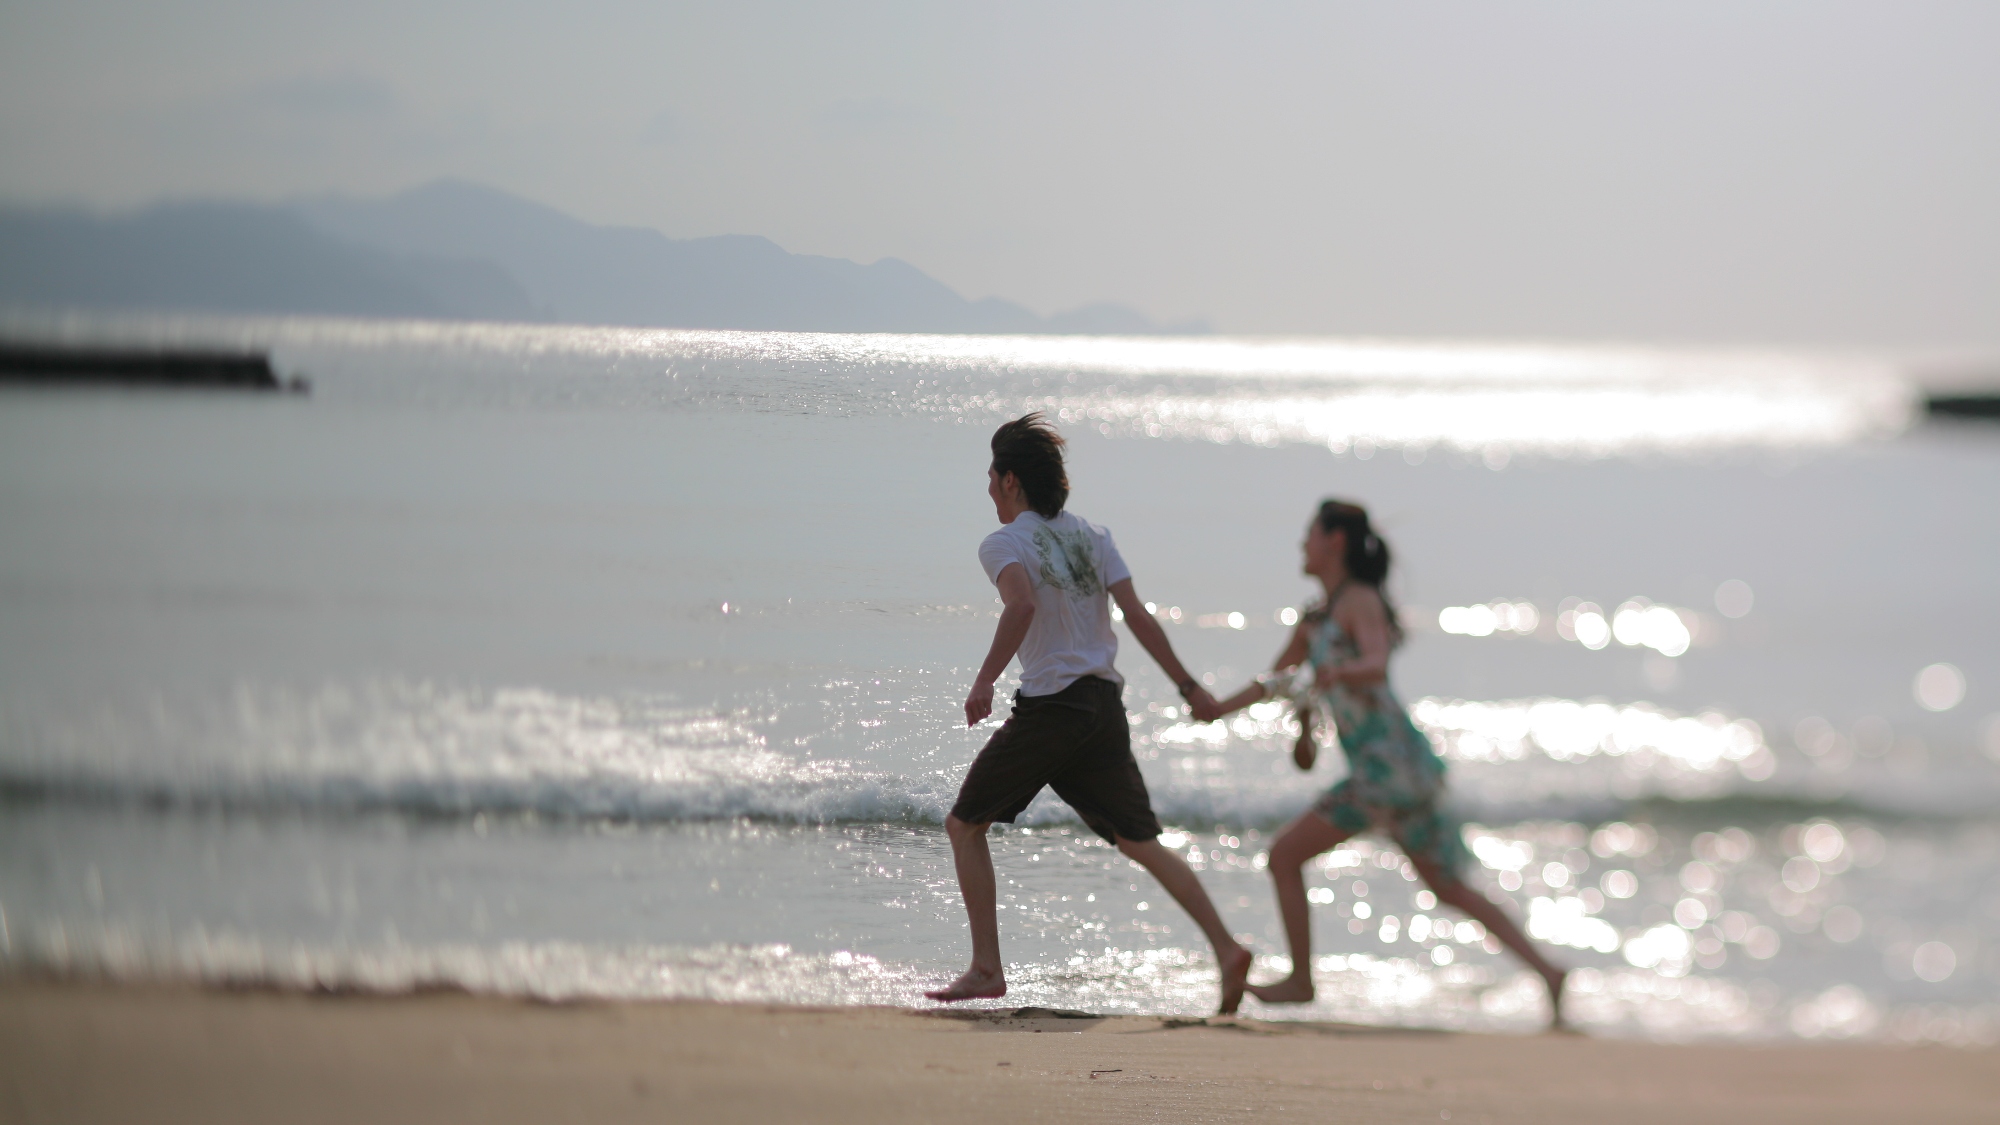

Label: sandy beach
[3,980,1995,1124]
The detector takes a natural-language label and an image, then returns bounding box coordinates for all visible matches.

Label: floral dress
[1266,592,1467,876]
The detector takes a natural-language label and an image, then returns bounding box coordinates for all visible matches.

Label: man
[924,413,1253,1015]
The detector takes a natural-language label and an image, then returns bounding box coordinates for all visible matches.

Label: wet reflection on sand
[6,808,1992,1044]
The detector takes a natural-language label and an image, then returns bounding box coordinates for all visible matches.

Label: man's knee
[945,814,989,842]
[1114,834,1158,860]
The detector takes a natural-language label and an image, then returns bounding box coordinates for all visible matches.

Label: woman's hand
[1185,686,1223,722]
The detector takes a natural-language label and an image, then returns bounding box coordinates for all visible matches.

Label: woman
[1199,500,1569,1025]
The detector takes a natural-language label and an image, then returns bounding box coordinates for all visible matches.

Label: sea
[2,314,1996,1044]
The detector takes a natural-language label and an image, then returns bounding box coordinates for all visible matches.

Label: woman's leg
[1414,858,1568,1027]
[1248,810,1353,1003]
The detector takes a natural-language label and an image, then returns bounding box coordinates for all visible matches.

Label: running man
[924,413,1254,1015]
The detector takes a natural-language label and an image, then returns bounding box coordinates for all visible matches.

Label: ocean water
[2,315,1996,1044]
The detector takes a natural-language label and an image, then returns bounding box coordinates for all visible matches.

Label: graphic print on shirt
[1033,525,1103,597]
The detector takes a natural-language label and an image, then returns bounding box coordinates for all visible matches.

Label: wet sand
[3,980,1995,1124]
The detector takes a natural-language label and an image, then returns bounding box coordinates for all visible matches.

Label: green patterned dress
[1267,593,1467,875]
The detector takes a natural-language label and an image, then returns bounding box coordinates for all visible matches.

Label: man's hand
[1185,686,1223,722]
[965,564,1034,728]
[965,680,996,727]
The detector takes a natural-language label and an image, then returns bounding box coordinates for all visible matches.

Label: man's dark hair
[990,412,1068,518]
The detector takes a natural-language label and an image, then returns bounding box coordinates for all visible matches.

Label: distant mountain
[292,180,1043,334]
[0,180,1206,335]
[0,201,537,322]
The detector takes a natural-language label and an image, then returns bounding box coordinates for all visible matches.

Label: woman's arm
[1205,620,1310,718]
[1316,585,1391,689]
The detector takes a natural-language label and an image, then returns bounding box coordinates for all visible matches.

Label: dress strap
[1326,578,1355,609]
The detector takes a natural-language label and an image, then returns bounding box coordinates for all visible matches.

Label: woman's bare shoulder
[1331,583,1388,619]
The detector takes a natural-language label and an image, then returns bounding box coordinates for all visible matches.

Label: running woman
[1199,500,1570,1026]
[925,414,1254,1015]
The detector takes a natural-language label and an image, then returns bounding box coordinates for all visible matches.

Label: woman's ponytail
[1316,500,1402,640]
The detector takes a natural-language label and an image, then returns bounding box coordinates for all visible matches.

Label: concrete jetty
[0,343,303,391]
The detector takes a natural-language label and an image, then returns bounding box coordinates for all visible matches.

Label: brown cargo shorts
[948,675,1163,844]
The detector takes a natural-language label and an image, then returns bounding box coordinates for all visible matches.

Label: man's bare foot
[1217,945,1253,1015]
[1246,975,1315,1004]
[924,967,1007,1003]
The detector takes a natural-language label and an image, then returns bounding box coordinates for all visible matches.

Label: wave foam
[11,929,1992,1045]
[0,681,933,823]
[3,681,1984,826]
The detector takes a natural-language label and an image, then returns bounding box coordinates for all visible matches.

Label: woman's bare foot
[1292,730,1317,772]
[1543,967,1569,1029]
[924,966,1007,1003]
[1217,945,1254,1015]
[1246,975,1315,1004]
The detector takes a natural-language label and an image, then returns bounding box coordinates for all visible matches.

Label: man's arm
[1108,578,1218,716]
[966,563,1036,726]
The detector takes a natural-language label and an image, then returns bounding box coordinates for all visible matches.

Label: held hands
[1184,685,1224,722]
[965,680,996,727]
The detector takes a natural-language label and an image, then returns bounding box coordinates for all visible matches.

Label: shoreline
[4,978,1995,1124]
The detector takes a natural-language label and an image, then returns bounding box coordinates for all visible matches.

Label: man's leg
[1115,836,1254,1015]
[925,814,1008,1002]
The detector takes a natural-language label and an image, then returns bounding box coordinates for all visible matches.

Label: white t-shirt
[978,509,1132,697]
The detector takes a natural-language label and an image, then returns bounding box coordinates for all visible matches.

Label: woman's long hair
[1317,499,1403,643]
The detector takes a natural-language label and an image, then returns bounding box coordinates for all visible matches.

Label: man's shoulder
[1049,509,1111,538]
[979,516,1038,559]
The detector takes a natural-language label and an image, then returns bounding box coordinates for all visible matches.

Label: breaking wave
[3,680,1987,828]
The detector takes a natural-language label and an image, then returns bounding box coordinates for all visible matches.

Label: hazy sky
[2,1,1996,346]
